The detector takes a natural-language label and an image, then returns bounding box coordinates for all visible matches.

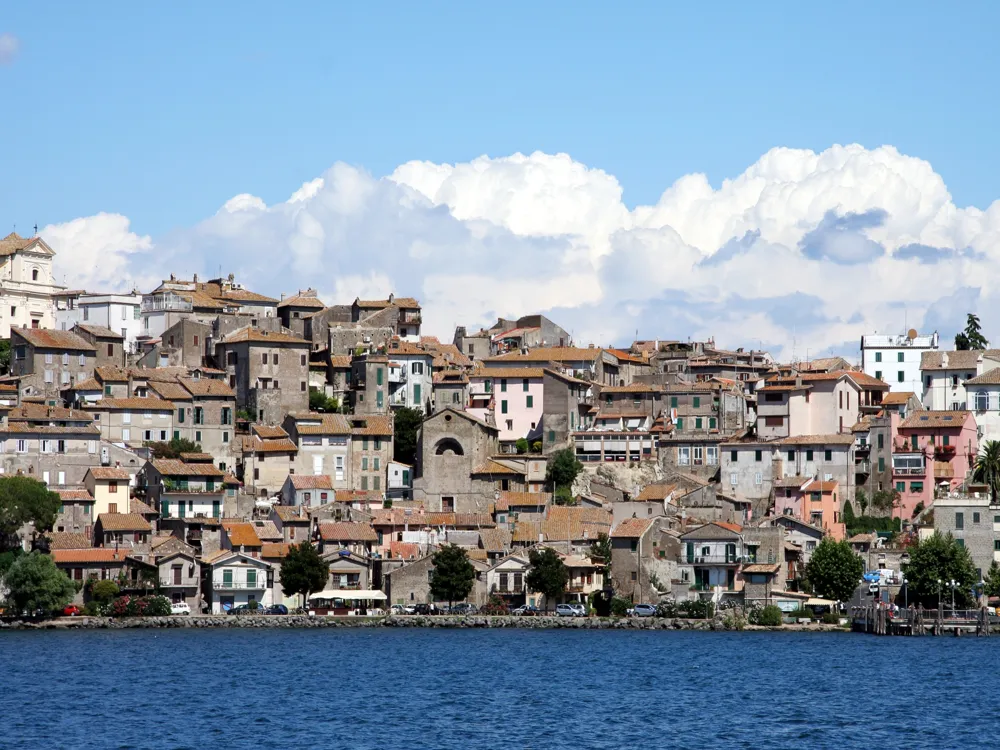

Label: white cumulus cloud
[37,145,1000,361]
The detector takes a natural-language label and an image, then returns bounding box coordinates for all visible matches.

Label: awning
[806,597,837,607]
[309,589,387,601]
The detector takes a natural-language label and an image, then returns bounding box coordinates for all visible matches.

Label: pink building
[892,410,978,519]
[468,367,545,451]
[757,371,877,439]
[773,477,846,541]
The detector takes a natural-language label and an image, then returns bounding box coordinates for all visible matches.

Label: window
[374,477,380,491]
[897,371,904,383]
[376,391,383,409]
[730,450,738,462]
[62,353,69,366]
[526,395,533,408]
[706,446,718,465]
[910,482,923,492]
[678,447,690,465]
[995,540,1000,552]
[501,400,508,414]
[729,472,737,486]
[122,428,130,441]
[974,512,981,524]
[952,374,960,388]
[670,396,678,408]
[301,354,307,366]
[194,407,204,425]
[824,449,832,461]
[875,371,882,381]
[375,438,381,451]
[361,476,368,490]
[376,368,383,386]
[754,450,762,462]
[676,418,683,431]
[693,446,704,465]
[805,450,814,461]
[221,408,232,425]
[875,352,882,363]
[943,434,950,446]
[754,472,762,486]
[956,539,965,548]
[223,432,229,443]
[195,431,201,442]
[709,417,716,429]
[109,481,118,494]
[693,396,700,408]
[695,417,702,429]
[362,457,369,470]
[976,392,990,411]
[177,408,185,423]
[301,381,306,392]
[548,430,555,444]
[261,353,268,365]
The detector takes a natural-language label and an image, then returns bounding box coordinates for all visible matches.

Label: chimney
[193,273,199,283]
[942,352,949,368]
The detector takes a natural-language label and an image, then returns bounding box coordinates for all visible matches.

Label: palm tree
[973,440,1000,501]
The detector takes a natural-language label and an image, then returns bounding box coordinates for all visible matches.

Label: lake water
[1,628,994,748]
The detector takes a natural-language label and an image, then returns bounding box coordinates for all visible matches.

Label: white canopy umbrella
[309,589,387,601]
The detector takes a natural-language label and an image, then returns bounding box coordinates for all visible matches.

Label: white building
[387,460,412,500]
[205,551,273,613]
[0,232,63,337]
[385,342,434,412]
[54,291,143,353]
[920,349,1000,411]
[861,331,939,393]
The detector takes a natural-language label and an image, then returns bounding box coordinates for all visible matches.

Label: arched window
[434,438,464,456]
[31,268,39,281]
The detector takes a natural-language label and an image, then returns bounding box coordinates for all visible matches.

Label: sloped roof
[611,517,654,539]
[317,522,378,542]
[290,413,352,435]
[13,328,96,351]
[921,350,1000,370]
[87,397,174,410]
[494,491,550,511]
[899,410,972,429]
[278,292,325,309]
[472,459,524,476]
[0,231,51,256]
[636,483,678,502]
[97,513,152,532]
[75,324,124,339]
[289,474,334,490]
[220,327,308,345]
[881,391,917,404]
[485,347,603,364]
[223,522,262,547]
[87,467,131,480]
[150,459,226,477]
[47,532,93,550]
[351,415,393,436]
[273,505,310,522]
[178,378,235,397]
[252,424,289,439]
[261,543,292,559]
[51,549,133,564]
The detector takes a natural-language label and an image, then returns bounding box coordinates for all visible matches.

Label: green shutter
[363,437,368,450]
[695,417,702,429]
[377,391,383,409]
[362,476,368,490]
[709,417,716,429]
[501,379,507,392]
[414,384,421,403]
[223,569,232,586]
[362,457,368,470]
[693,397,700,408]
[501,400,508,414]
[526,395,533,408]
[178,408,184,423]
[548,430,555,443]
[402,469,410,485]
[670,396,677,408]
[676,418,683,430]
[160,500,169,518]
[246,569,256,587]
[374,457,380,471]
[212,500,220,518]
[376,368,383,386]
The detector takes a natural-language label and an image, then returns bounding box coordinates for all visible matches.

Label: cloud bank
[40,144,1000,361]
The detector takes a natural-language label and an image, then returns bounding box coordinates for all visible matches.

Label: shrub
[90,580,120,605]
[655,601,678,618]
[531,441,542,453]
[610,596,631,617]
[722,611,747,631]
[108,594,171,617]
[480,595,509,615]
[821,612,841,625]
[678,599,714,619]
[751,605,783,627]
[83,601,102,616]
[515,438,529,455]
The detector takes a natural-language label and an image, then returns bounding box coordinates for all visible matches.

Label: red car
[62,605,81,617]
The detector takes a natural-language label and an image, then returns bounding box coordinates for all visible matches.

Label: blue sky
[2,2,999,356]
[3,2,1000,235]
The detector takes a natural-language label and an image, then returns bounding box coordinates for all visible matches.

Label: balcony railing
[685,555,743,565]
[160,579,195,588]
[892,464,926,476]
[855,460,872,474]
[389,391,408,406]
[213,580,266,590]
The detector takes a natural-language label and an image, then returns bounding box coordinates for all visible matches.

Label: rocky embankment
[0,614,846,632]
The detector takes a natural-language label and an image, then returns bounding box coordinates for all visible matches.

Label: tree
[955,313,989,351]
[546,448,582,494]
[90,580,120,605]
[0,339,10,375]
[842,500,855,526]
[309,388,339,413]
[148,437,202,460]
[973,440,1000,502]
[515,438,529,455]
[903,532,978,609]
[984,561,1000,599]
[0,476,62,552]
[589,532,612,583]
[279,542,330,607]
[855,488,869,516]
[526,547,569,610]
[429,544,476,607]
[393,407,423,466]
[870,488,896,516]
[2,552,76,615]
[804,537,864,603]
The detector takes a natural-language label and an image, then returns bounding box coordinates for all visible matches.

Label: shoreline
[0,614,848,632]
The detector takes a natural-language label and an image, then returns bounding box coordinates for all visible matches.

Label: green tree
[973,440,1000,502]
[804,537,864,602]
[0,476,62,552]
[309,387,340,413]
[589,532,612,583]
[855,488,869,516]
[526,547,569,610]
[393,407,423,466]
[546,448,582,494]
[279,542,330,607]
[429,544,476,607]
[842,500,855,525]
[90,580,120,605]
[515,438,529,455]
[3,552,76,616]
[984,561,1000,598]
[148,437,202,460]
[869,488,896,516]
[903,532,978,609]
[955,313,989,350]
[0,339,10,375]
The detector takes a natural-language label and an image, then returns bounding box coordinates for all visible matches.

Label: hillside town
[1,229,998,617]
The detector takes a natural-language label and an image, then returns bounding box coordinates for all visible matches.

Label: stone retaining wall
[0,614,846,632]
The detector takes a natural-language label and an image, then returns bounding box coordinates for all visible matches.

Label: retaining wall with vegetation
[0,614,847,631]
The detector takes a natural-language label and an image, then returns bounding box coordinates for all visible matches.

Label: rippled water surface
[1,628,996,749]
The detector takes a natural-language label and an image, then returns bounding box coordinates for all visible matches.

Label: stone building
[147,377,237,471]
[349,415,394,496]
[452,326,492,362]
[10,327,97,400]
[609,516,678,603]
[384,553,489,607]
[433,370,468,411]
[277,290,325,340]
[350,355,389,415]
[73,324,126,370]
[934,492,996,579]
[139,319,212,370]
[215,326,311,424]
[84,396,175,447]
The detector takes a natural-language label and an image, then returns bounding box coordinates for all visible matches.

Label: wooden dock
[851,606,992,636]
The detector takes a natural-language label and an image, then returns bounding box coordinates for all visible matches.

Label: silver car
[555,604,577,617]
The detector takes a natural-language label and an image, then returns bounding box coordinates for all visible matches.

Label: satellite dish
[907,329,918,340]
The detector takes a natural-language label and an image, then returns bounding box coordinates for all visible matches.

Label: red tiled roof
[88,467,131,480]
[223,522,262,547]
[289,475,333,490]
[318,522,378,542]
[97,513,151,532]
[611,517,654,539]
[51,549,132,564]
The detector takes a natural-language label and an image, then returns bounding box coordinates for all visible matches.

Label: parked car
[412,603,438,615]
[264,604,288,615]
[62,605,81,617]
[170,602,191,616]
[555,604,578,617]
[390,604,407,615]
[512,605,539,616]
[402,604,417,614]
[868,582,880,594]
[227,604,256,616]
[632,603,657,617]
[567,603,587,617]
[450,603,478,615]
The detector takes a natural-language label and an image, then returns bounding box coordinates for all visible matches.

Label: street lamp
[937,578,942,614]
[950,579,957,614]
[902,576,907,609]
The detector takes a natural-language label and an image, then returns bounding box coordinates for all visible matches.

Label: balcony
[160,579,196,588]
[685,555,743,565]
[935,444,956,458]
[213,580,266,590]
[892,457,926,476]
[389,391,408,407]
[855,460,871,474]
[388,368,407,384]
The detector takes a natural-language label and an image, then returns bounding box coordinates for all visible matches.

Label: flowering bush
[479,595,509,615]
[108,594,172,617]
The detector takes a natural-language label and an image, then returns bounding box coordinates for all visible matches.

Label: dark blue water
[0,628,993,748]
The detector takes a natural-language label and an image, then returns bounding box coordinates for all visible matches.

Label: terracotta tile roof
[261,542,292,558]
[758,384,810,393]
[387,340,435,357]
[221,327,308,345]
[252,520,282,541]
[97,513,152,532]
[389,541,421,560]
[597,383,663,394]
[899,410,972,429]
[964,370,1000,386]
[87,467,131,480]
[318,522,378,542]
[289,474,334,490]
[71,377,102,391]
[273,505,310,522]
[7,403,93,421]
[467,549,489,561]
[881,391,916,404]
[715,522,744,533]
[921,350,1000,371]
[334,490,376,503]
[86,397,175,410]
[742,563,781,575]
[542,506,612,541]
[278,292,325,309]
[252,424,289,439]
[472,459,524,476]
[223,522,262,547]
[0,231,47,256]
[777,434,856,446]
[51,548,133,564]
[470,367,548,379]
[843,371,891,390]
[47,532,93,550]
[178,452,214,461]
[94,366,130,382]
[12,328,96,351]
[329,355,352,369]
[241,436,298,454]
[486,347,603,364]
[290,413,352,435]
[512,521,541,543]
[636,483,678,502]
[150,459,226,477]
[495,491,550,511]
[433,370,469,385]
[351,415,393,437]
[478,528,512,552]
[55,489,93,501]
[357,296,420,309]
[178,378,235,397]
[801,479,838,493]
[75,324,123,339]
[0,422,101,436]
[130,498,158,515]
[611,517,654,538]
